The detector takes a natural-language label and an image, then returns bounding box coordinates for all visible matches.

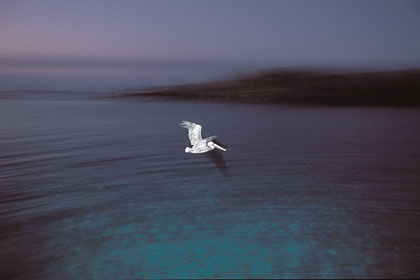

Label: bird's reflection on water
[201,140,229,174]
[202,150,229,174]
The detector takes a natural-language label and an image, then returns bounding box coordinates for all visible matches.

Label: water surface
[1,94,420,278]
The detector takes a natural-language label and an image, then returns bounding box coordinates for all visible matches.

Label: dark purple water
[1,93,420,278]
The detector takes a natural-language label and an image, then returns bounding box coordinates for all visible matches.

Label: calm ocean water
[1,94,420,279]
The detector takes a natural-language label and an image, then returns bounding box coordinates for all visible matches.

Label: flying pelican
[180,121,227,153]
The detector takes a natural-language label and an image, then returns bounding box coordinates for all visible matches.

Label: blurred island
[120,69,420,106]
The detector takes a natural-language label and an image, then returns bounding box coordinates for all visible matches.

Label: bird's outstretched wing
[180,121,202,145]
[204,135,218,142]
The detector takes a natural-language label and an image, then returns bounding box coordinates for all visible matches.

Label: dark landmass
[121,69,420,106]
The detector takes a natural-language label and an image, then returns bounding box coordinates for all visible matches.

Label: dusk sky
[1,0,420,90]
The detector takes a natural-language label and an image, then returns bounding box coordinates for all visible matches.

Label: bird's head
[208,141,226,152]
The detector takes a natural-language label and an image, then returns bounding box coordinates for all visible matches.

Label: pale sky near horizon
[1,0,420,68]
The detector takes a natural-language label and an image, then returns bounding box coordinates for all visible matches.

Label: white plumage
[180,121,226,153]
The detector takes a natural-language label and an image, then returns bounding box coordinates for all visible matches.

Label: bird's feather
[205,135,218,142]
[180,121,203,145]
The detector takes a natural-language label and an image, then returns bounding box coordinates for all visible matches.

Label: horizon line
[1,53,419,72]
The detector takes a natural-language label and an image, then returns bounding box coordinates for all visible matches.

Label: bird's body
[180,121,226,153]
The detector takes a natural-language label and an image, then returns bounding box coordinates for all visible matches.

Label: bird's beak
[213,143,226,152]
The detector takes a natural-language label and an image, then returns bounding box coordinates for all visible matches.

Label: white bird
[180,121,227,153]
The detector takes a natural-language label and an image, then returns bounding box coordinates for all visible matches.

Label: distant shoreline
[118,69,420,106]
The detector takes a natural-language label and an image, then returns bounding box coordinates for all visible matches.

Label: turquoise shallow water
[1,95,420,278]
